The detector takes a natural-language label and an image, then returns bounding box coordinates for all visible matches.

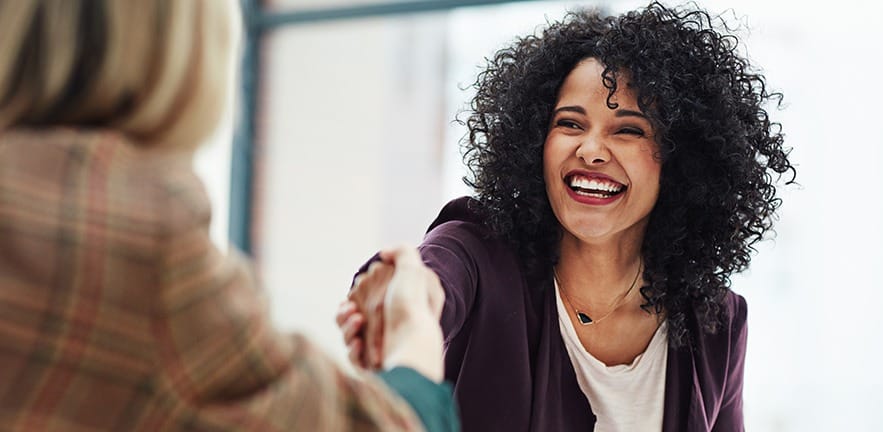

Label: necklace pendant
[576,312,593,325]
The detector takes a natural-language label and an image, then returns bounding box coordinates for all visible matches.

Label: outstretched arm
[153,191,454,431]
[362,247,458,432]
[339,221,484,369]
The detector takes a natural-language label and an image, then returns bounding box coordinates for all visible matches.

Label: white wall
[256,15,449,363]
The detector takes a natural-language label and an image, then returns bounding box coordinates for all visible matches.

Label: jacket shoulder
[724,290,748,332]
[422,196,511,261]
[0,128,211,247]
[426,196,485,232]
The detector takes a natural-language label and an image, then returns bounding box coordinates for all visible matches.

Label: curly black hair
[461,2,795,347]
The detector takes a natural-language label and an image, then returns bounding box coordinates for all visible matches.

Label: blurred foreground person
[0,1,457,431]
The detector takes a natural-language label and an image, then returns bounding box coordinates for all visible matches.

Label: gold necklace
[554,260,642,326]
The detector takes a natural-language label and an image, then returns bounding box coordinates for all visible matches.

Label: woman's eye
[556,119,582,130]
[618,127,645,136]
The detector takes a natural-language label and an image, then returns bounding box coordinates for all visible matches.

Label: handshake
[337,247,446,382]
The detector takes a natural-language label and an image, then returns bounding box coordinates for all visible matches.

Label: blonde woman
[0,1,456,431]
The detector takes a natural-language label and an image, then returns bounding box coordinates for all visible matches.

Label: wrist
[382,317,444,383]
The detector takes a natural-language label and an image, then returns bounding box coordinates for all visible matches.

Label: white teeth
[574,190,614,198]
[568,176,623,193]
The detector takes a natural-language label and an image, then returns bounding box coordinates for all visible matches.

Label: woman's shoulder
[420,197,527,290]
[688,290,748,354]
[426,196,483,231]
[724,290,748,331]
[0,127,210,240]
[422,196,510,257]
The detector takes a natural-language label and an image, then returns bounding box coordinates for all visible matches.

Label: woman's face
[543,58,661,247]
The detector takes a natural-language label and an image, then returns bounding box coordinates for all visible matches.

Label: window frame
[230,0,545,253]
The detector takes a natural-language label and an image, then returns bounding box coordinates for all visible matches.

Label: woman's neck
[556,231,645,305]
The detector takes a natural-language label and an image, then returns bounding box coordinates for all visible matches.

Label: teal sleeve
[378,367,460,432]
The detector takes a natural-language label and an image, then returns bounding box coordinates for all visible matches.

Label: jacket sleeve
[417,221,483,344]
[150,179,429,432]
[379,367,460,432]
[353,221,483,346]
[712,293,748,432]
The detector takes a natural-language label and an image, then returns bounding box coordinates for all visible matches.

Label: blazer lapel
[663,343,703,432]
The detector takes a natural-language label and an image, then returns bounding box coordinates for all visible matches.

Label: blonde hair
[0,0,238,149]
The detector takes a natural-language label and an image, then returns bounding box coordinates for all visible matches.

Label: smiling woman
[338,2,795,431]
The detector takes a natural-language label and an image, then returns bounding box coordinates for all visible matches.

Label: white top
[555,280,668,432]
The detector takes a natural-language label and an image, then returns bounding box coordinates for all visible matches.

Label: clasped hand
[337,247,446,383]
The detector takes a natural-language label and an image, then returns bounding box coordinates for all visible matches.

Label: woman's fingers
[337,305,368,367]
[341,311,364,343]
[336,300,357,327]
[336,301,364,346]
[351,260,394,370]
[346,246,443,374]
[347,338,365,368]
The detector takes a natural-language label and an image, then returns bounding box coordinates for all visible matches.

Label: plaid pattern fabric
[0,129,424,431]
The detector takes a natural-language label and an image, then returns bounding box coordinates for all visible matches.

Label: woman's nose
[575,135,611,164]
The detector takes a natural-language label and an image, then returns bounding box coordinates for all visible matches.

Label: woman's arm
[418,221,483,342]
[363,247,459,432]
[152,182,456,431]
[341,221,484,367]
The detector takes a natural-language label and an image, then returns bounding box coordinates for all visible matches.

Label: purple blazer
[364,197,747,431]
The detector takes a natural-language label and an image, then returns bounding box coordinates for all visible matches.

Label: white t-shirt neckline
[555,279,668,432]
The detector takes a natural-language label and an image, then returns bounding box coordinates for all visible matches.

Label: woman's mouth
[566,174,627,199]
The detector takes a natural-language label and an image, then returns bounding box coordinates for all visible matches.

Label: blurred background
[195,0,883,430]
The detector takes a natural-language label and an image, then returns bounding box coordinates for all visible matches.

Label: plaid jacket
[0,129,424,431]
